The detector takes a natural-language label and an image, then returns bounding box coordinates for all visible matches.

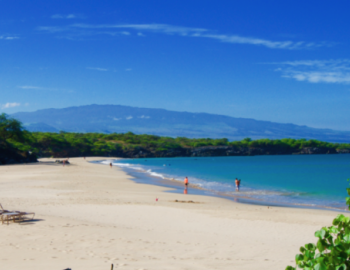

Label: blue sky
[1,0,350,130]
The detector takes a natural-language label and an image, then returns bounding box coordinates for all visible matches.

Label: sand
[0,157,346,270]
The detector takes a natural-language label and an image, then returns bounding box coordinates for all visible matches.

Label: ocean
[102,154,350,210]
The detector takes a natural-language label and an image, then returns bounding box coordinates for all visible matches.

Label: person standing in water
[235,178,239,191]
[184,177,189,187]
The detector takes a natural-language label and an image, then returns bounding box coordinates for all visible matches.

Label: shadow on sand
[18,218,45,225]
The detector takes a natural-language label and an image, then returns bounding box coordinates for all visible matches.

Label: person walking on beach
[184,177,189,187]
[110,162,112,168]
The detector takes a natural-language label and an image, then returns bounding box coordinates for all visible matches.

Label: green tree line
[1,113,350,158]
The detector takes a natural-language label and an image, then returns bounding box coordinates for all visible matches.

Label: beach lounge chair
[1,212,22,225]
[0,204,9,223]
[16,211,35,221]
[1,211,35,225]
[0,204,35,225]
[0,204,9,215]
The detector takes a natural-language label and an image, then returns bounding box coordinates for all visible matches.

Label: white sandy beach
[0,157,345,270]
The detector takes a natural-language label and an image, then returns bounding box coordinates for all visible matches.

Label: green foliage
[2,116,350,158]
[0,113,26,143]
[3,130,350,158]
[286,180,350,270]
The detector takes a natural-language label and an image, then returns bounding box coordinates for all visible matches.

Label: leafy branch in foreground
[286,180,350,270]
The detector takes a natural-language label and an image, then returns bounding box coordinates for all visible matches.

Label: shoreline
[0,157,348,269]
[124,165,348,212]
[101,158,348,213]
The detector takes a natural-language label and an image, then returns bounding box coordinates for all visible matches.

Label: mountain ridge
[11,104,350,143]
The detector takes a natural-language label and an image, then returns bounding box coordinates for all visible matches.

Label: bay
[110,154,350,210]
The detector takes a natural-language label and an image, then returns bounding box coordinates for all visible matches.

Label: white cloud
[72,23,207,34]
[113,117,121,121]
[87,67,108,71]
[37,26,65,33]
[37,25,131,40]
[125,68,132,71]
[0,36,19,40]
[138,115,150,119]
[2,102,20,109]
[283,72,350,84]
[271,59,350,84]
[274,59,350,67]
[38,23,328,50]
[18,85,73,92]
[51,14,77,19]
[126,116,133,120]
[18,85,44,90]
[198,34,305,49]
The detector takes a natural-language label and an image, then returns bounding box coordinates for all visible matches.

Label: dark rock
[336,149,350,154]
[298,147,337,155]
[55,160,70,164]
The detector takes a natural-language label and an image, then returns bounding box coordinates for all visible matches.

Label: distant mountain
[11,104,350,142]
[25,122,59,132]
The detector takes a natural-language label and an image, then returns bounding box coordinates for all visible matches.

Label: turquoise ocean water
[106,155,350,210]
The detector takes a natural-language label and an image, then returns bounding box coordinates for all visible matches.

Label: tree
[0,113,26,143]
